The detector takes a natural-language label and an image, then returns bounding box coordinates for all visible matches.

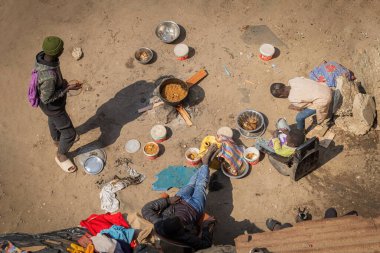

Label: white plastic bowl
[259,43,275,57]
[243,147,260,165]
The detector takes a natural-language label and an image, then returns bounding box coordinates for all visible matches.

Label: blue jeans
[296,108,317,130]
[176,165,209,215]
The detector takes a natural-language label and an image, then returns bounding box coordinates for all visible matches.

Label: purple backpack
[28,69,39,107]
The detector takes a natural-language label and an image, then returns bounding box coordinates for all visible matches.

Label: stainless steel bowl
[135,48,154,64]
[237,110,266,138]
[221,159,250,179]
[84,155,104,175]
[155,21,180,43]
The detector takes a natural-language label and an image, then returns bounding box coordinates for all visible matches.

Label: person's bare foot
[202,144,218,165]
[56,152,68,162]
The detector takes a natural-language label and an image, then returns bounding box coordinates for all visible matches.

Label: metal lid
[84,156,104,175]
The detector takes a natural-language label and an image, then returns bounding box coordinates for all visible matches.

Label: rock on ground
[336,93,376,135]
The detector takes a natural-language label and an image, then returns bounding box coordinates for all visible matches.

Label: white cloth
[91,234,117,253]
[100,167,146,212]
[100,180,127,213]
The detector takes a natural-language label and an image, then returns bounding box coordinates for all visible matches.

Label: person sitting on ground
[141,145,218,251]
[255,119,305,158]
[270,77,332,132]
[256,129,305,158]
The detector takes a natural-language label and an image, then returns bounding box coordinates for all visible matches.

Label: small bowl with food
[185,148,201,166]
[243,147,260,165]
[143,142,160,160]
[135,48,154,64]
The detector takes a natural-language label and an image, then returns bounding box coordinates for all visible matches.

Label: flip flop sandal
[55,156,77,173]
[266,218,281,231]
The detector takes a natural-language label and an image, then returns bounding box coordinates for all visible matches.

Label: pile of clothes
[78,211,156,253]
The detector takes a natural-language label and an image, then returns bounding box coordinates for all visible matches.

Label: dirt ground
[0,0,379,245]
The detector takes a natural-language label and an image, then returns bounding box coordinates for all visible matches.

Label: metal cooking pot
[158,77,189,107]
[237,110,266,138]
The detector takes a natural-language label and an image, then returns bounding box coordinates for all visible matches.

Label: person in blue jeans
[295,108,317,130]
[270,78,332,132]
[142,145,218,251]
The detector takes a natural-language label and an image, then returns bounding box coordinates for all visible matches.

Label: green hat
[42,36,64,56]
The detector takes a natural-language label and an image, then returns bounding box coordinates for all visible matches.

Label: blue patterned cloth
[152,166,197,191]
[309,61,354,88]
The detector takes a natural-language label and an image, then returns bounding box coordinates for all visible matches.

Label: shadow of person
[206,170,263,245]
[317,140,344,169]
[75,80,156,154]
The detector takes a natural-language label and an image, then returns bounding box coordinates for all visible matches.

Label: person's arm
[39,79,81,104]
[141,198,170,224]
[316,107,328,124]
[314,94,332,124]
[39,78,68,104]
[288,104,304,111]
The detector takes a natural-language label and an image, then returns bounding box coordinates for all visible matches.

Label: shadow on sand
[75,80,156,154]
[206,170,263,245]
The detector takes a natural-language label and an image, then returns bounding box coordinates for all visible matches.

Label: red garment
[80,212,129,235]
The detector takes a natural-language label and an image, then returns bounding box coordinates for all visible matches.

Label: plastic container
[243,147,260,165]
[276,118,290,131]
[259,44,275,61]
[151,125,167,143]
[125,139,141,153]
[174,44,189,60]
[143,142,160,160]
[217,126,234,139]
[185,148,201,166]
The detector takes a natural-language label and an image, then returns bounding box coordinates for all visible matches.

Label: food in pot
[223,161,238,176]
[161,83,187,102]
[144,143,158,155]
[241,115,258,130]
[245,153,258,160]
[139,51,150,61]
[187,152,197,160]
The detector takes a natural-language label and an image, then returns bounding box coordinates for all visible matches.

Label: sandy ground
[0,0,379,245]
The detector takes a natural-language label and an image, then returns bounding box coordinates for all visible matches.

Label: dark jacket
[141,198,212,251]
[35,51,67,116]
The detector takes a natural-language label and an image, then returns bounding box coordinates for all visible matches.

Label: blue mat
[152,166,197,191]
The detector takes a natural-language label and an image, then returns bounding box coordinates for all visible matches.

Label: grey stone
[352,93,376,127]
[335,76,360,117]
[335,93,376,135]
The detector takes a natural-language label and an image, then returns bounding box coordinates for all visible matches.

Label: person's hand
[68,82,82,90]
[202,218,216,232]
[168,196,181,204]
[288,104,303,111]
